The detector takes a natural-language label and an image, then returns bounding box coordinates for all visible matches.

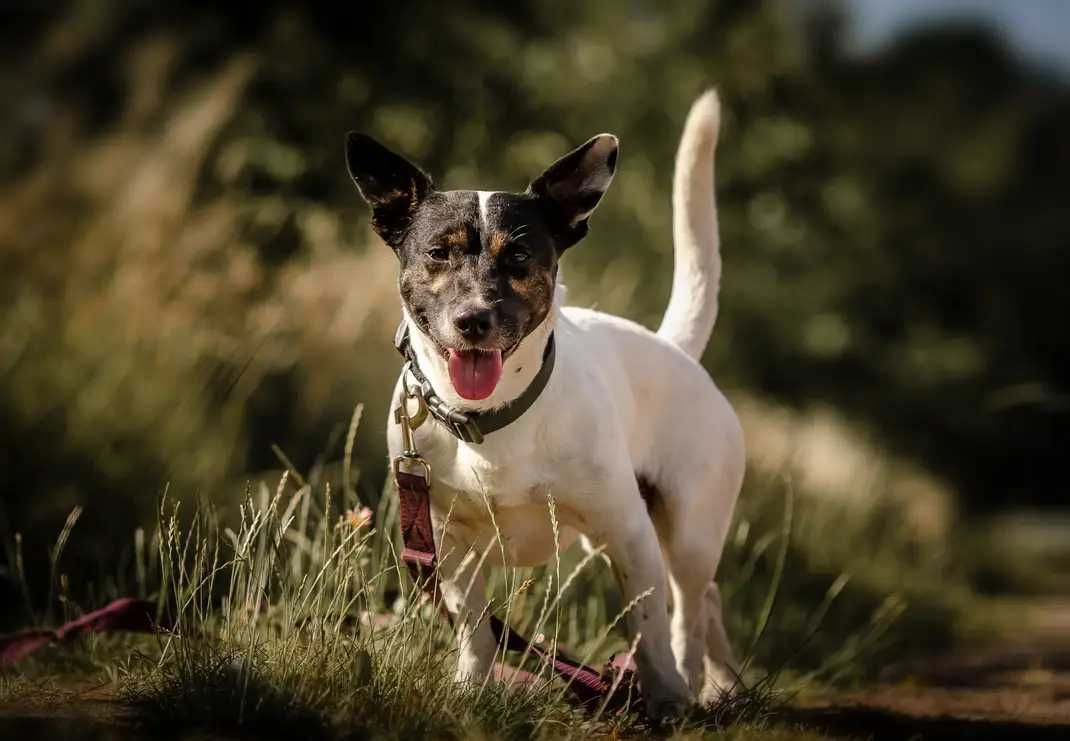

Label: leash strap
[0,598,165,665]
[394,460,637,709]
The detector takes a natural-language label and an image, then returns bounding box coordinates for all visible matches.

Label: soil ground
[2,600,1068,740]
[789,598,1070,740]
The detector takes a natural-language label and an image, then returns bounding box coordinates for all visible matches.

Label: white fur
[386,90,743,717]
[660,90,722,359]
[476,190,496,231]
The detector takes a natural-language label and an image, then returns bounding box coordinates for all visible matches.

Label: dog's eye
[506,248,531,266]
[427,246,450,262]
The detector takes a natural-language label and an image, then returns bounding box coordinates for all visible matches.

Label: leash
[392,371,638,709]
[0,598,165,664]
[4,322,634,711]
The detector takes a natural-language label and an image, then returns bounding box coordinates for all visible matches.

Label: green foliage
[1,0,1065,630]
[0,9,1053,732]
[1,406,969,738]
[117,458,783,738]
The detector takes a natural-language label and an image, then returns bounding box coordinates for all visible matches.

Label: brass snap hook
[393,362,431,481]
[399,362,428,431]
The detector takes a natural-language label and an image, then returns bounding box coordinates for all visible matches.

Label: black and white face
[345,131,617,400]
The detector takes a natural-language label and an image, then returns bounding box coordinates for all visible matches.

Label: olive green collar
[393,322,556,444]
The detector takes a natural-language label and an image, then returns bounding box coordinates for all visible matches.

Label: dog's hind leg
[587,468,691,720]
[666,550,712,695]
[653,473,740,702]
[665,546,739,702]
[700,580,739,702]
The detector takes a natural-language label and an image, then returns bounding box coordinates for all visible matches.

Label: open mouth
[423,330,522,401]
[446,348,504,400]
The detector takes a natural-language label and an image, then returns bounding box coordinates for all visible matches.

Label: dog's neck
[403,287,562,413]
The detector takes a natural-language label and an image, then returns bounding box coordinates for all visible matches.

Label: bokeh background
[2,0,1068,627]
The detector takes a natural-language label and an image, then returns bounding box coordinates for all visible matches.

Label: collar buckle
[450,417,485,445]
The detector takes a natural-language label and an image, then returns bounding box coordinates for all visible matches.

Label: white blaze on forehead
[476,190,498,231]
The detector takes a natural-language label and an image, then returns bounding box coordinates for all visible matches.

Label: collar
[394,321,556,444]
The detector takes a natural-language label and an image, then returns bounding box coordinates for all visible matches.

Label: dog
[345,90,744,721]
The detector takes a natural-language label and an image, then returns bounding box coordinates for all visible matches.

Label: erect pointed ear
[345,132,432,249]
[528,133,618,250]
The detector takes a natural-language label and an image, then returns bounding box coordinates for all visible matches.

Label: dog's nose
[453,307,495,342]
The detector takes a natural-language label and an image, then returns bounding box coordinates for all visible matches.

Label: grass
[116,471,777,738]
[0,406,974,739]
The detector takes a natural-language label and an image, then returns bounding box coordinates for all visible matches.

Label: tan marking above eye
[489,231,510,256]
[508,272,553,298]
[443,230,468,248]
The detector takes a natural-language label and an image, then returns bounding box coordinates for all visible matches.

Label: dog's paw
[643,692,690,727]
[454,658,493,686]
[698,665,741,706]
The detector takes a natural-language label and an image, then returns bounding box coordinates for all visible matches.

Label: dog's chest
[420,439,583,566]
[426,436,553,512]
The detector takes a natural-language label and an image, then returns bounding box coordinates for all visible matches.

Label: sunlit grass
[115,451,776,737]
[1,405,970,738]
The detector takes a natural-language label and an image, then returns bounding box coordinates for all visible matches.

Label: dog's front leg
[589,479,692,721]
[435,526,497,683]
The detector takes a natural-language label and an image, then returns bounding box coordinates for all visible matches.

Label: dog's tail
[657,89,722,360]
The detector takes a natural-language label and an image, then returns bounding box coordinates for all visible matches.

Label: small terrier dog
[346,90,744,720]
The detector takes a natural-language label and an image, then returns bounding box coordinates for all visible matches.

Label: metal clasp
[393,363,431,481]
[398,363,428,433]
[449,417,484,444]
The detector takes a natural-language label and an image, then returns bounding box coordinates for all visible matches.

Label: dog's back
[556,90,740,483]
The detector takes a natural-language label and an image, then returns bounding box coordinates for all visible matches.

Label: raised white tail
[657,90,722,360]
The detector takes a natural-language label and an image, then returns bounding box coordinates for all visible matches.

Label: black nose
[453,307,495,341]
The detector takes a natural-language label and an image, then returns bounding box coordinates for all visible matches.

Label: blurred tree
[1,1,1067,621]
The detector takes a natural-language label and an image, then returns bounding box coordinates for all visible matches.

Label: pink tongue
[447,349,503,400]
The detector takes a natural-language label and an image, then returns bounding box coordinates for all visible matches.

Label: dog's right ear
[345,133,432,249]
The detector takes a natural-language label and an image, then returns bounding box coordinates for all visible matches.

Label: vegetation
[3,3,1068,597]
[1,1,1066,737]
[0,406,976,738]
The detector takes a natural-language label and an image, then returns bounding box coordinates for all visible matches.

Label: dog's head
[345,131,617,400]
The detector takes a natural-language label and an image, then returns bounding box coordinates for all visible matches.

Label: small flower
[338,506,373,530]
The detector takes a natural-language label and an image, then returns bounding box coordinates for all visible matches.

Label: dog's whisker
[506,224,530,242]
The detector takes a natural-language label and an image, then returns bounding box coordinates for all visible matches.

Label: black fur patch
[345,133,431,248]
[345,133,616,354]
[394,190,557,354]
[636,475,661,514]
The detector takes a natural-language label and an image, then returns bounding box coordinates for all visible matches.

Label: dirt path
[2,600,1068,739]
[789,598,1070,740]
[0,678,142,741]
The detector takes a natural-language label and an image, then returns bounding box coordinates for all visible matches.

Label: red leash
[0,597,163,665]
[395,463,637,709]
[4,378,636,713]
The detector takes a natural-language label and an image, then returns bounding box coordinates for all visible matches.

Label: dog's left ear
[529,134,618,251]
[345,132,432,250]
